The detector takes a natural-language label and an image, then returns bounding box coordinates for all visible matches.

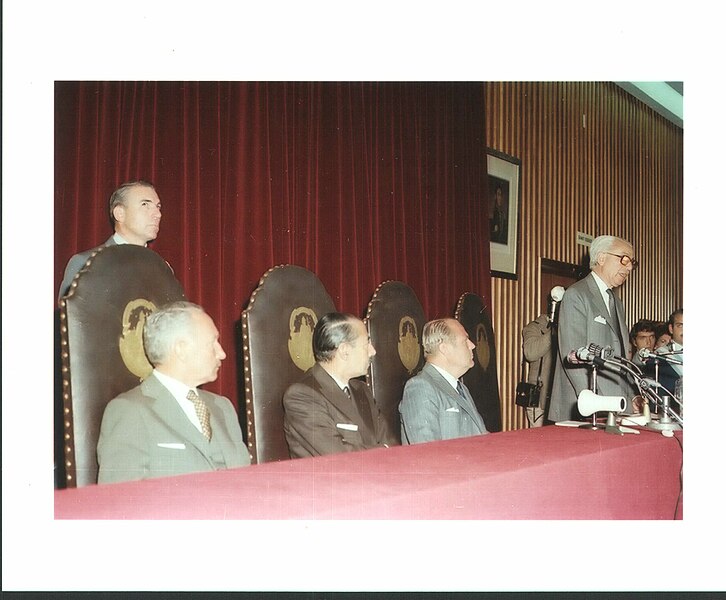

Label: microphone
[566,344,623,373]
[548,286,565,325]
[566,346,593,365]
[566,344,613,364]
[637,347,683,365]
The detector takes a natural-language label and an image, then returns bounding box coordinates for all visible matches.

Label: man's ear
[171,336,190,363]
[112,204,125,224]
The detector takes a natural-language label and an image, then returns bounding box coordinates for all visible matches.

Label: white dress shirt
[152,369,204,434]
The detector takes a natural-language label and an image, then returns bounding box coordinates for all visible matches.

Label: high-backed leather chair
[365,281,427,444]
[242,265,336,464]
[58,245,186,487]
[455,292,502,432]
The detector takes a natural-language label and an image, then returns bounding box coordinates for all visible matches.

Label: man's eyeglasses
[604,252,639,269]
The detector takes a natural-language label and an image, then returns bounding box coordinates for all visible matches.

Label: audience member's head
[668,308,683,345]
[629,319,656,352]
[654,322,671,349]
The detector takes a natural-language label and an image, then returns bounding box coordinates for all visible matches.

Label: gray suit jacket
[548,273,637,421]
[283,363,397,458]
[97,374,250,484]
[522,314,555,410]
[58,235,116,301]
[399,362,488,444]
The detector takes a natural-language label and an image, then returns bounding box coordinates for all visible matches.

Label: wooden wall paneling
[486,82,683,431]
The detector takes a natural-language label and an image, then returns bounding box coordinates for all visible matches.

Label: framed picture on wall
[487,148,521,279]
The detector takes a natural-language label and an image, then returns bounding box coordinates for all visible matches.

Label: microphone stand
[609,356,682,431]
[579,363,607,431]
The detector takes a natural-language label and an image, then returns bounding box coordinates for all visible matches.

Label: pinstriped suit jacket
[548,272,638,421]
[399,362,488,444]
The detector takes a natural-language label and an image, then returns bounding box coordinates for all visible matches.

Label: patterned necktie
[343,386,351,399]
[606,289,626,356]
[187,389,212,441]
[456,380,467,398]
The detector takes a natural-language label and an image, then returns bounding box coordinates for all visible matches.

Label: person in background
[655,308,683,398]
[399,318,489,443]
[283,312,396,458]
[629,320,656,357]
[97,301,250,484]
[58,180,163,301]
[654,322,672,350]
[521,310,556,427]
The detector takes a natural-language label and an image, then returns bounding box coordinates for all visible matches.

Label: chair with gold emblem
[364,281,427,445]
[241,265,336,463]
[57,245,186,487]
[455,292,502,432]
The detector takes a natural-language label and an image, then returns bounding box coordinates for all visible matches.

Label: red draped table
[55,425,683,520]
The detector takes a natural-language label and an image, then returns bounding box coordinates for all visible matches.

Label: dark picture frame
[487,148,521,279]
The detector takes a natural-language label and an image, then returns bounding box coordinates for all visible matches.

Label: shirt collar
[152,369,196,400]
[430,363,460,391]
[113,232,147,247]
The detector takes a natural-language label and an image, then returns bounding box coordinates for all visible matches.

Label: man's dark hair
[629,319,656,342]
[312,312,359,363]
[655,321,670,340]
[668,308,683,326]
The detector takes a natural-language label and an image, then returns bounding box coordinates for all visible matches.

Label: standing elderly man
[283,312,397,458]
[399,318,489,444]
[58,180,163,300]
[97,301,250,484]
[548,235,639,421]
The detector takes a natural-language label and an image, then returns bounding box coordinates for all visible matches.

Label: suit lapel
[311,364,361,424]
[423,364,482,428]
[141,376,215,463]
[349,382,374,434]
[586,274,623,342]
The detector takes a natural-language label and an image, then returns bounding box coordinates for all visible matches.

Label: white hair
[143,301,204,366]
[589,235,631,268]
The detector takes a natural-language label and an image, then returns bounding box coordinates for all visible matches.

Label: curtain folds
[55,81,491,406]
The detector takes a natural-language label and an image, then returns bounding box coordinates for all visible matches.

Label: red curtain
[54,81,492,406]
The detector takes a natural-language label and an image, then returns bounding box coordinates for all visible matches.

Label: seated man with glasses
[548,235,641,422]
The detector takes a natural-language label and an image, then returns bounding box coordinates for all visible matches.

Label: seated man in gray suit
[97,301,250,484]
[399,318,489,444]
[283,312,397,458]
[58,180,163,301]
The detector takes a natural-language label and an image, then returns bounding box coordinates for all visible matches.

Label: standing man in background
[548,235,639,421]
[521,312,556,427]
[58,180,162,300]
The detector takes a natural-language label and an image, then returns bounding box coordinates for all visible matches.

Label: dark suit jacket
[399,362,488,444]
[283,363,396,458]
[548,273,637,421]
[58,235,116,301]
[97,374,250,484]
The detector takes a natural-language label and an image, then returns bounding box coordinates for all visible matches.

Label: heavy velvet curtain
[54,81,492,407]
